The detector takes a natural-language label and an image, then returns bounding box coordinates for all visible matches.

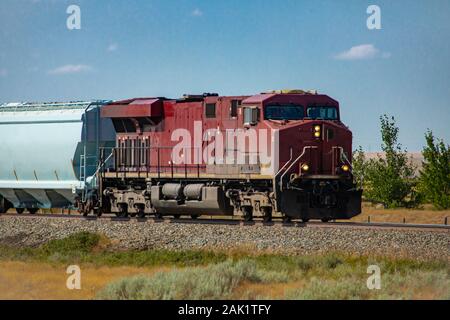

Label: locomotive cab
[247,91,362,221]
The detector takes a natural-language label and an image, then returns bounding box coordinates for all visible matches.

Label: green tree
[418,131,450,209]
[352,146,366,190]
[363,115,416,208]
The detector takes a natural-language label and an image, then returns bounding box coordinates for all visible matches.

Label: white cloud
[192,8,203,17]
[107,43,118,52]
[48,64,92,75]
[335,44,385,60]
[0,69,7,77]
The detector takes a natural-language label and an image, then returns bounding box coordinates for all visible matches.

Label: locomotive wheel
[242,207,253,222]
[262,207,272,223]
[173,214,181,219]
[190,214,199,220]
[321,218,331,223]
[129,212,137,218]
[28,208,38,215]
[16,208,25,214]
[282,216,292,223]
[117,204,129,218]
[136,205,146,218]
[154,212,163,219]
[302,218,310,223]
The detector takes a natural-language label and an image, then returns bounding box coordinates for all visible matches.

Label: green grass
[0,232,228,267]
[1,232,449,299]
[97,259,290,300]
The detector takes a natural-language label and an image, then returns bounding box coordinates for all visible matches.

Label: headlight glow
[301,164,310,171]
[342,164,350,172]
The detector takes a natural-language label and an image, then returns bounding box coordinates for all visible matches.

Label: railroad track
[1,212,449,231]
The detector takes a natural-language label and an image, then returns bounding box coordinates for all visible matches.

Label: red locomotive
[94,90,362,222]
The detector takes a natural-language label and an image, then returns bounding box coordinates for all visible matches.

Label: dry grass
[0,261,168,300]
[0,232,448,300]
[348,203,450,225]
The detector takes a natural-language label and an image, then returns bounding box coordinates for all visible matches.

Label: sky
[0,0,449,151]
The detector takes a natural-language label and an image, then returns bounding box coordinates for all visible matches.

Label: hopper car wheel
[262,207,272,223]
[28,208,38,215]
[95,209,103,217]
[16,208,25,214]
[0,198,5,214]
[282,216,292,223]
[190,214,199,220]
[173,214,181,219]
[243,207,253,222]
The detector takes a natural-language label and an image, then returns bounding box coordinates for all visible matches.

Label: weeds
[0,232,448,299]
[97,259,290,300]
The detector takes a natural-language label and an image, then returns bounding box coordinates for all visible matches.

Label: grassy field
[0,232,448,300]
[349,203,450,225]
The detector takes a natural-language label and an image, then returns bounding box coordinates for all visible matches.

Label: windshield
[264,104,304,120]
[306,106,338,120]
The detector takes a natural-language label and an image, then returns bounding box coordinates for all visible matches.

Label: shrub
[285,277,367,300]
[418,131,450,209]
[38,232,100,261]
[97,259,290,300]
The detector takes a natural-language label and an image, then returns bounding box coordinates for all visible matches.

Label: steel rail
[1,213,448,231]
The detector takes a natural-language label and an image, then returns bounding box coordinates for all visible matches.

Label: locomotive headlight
[301,163,310,172]
[341,164,350,172]
[313,125,321,138]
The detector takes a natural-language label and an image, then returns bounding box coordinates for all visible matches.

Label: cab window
[205,103,216,118]
[306,106,338,120]
[230,100,240,118]
[243,107,259,125]
[264,104,304,120]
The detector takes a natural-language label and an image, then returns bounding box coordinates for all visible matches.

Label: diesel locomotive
[0,90,362,222]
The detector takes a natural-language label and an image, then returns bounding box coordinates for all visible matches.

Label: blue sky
[1,0,449,151]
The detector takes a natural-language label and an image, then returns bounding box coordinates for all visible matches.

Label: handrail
[280,146,318,191]
[93,151,114,178]
[333,146,352,168]
[275,147,293,178]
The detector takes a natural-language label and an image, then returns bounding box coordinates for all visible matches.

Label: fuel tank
[0,101,115,209]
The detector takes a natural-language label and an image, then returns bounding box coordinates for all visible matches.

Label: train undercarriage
[82,176,362,223]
